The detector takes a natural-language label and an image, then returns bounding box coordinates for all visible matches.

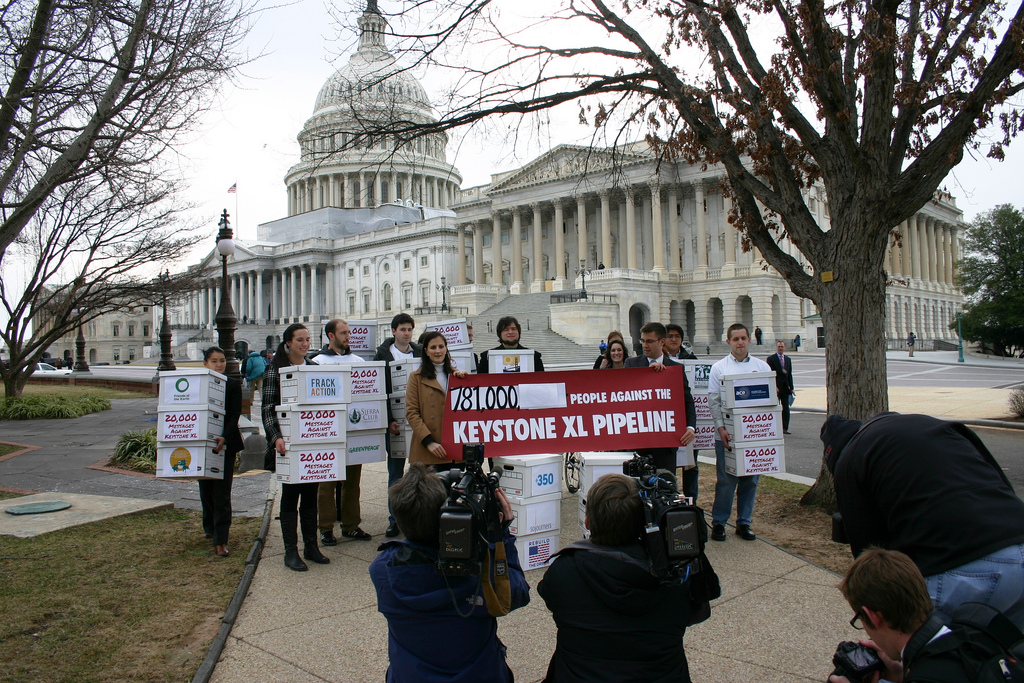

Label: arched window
[382,283,393,311]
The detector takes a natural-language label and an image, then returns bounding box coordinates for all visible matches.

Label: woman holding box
[262,323,331,572]
[199,346,242,557]
[405,331,468,472]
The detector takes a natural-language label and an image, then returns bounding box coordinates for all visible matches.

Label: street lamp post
[72,316,90,374]
[214,209,241,380]
[157,269,176,371]
[957,311,964,363]
[575,259,590,300]
[436,275,451,313]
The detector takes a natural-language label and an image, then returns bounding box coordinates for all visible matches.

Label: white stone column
[576,196,588,269]
[669,187,682,273]
[374,173,382,208]
[299,265,309,318]
[326,265,336,318]
[491,211,503,286]
[900,220,912,277]
[599,189,612,269]
[910,214,922,280]
[272,270,280,320]
[310,265,320,318]
[473,221,484,285]
[531,203,543,292]
[554,199,566,286]
[457,225,467,285]
[255,270,264,323]
[650,182,665,273]
[511,207,524,293]
[291,267,300,320]
[924,216,936,284]
[944,224,954,285]
[723,191,736,267]
[695,181,708,270]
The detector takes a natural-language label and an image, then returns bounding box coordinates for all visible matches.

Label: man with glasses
[624,322,696,472]
[664,324,698,360]
[830,548,970,683]
[708,324,773,542]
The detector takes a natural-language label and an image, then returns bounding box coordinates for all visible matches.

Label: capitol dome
[284,2,461,216]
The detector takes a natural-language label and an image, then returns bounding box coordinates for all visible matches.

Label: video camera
[622,453,706,583]
[437,443,503,576]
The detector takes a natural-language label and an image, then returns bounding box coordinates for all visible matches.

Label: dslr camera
[622,453,706,583]
[830,641,883,683]
[437,443,503,576]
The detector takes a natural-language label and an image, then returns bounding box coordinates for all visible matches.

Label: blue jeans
[926,543,1024,630]
[386,433,406,525]
[712,440,759,527]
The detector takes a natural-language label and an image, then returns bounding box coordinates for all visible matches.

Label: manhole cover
[5,501,72,515]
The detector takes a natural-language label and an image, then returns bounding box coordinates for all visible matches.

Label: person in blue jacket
[370,463,530,682]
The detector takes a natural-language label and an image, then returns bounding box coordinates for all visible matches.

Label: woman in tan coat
[406,331,467,471]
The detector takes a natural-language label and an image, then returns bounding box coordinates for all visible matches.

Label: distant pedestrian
[754,326,763,345]
[907,331,916,357]
[793,334,801,351]
[244,349,266,393]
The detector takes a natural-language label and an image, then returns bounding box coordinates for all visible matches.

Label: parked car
[33,362,72,376]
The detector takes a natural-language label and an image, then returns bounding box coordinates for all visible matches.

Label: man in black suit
[766,340,794,433]
[624,322,697,471]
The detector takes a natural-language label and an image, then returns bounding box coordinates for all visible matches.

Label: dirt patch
[694,467,853,576]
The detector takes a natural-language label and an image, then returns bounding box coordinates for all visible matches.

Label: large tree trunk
[800,208,890,511]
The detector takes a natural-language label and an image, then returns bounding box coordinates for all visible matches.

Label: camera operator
[538,473,694,682]
[369,463,530,682]
[829,548,970,683]
[822,412,1024,629]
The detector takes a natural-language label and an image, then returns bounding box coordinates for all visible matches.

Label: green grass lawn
[2,384,150,400]
[0,507,261,682]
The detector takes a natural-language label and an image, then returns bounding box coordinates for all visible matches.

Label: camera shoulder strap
[481,538,512,616]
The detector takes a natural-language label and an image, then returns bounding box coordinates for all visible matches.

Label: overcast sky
[179,0,1023,255]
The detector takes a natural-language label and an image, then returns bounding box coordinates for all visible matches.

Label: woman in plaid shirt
[262,323,331,572]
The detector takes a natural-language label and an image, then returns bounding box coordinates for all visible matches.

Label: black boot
[284,544,308,572]
[300,505,329,564]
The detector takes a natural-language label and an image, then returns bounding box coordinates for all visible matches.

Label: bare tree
[332,0,1023,507]
[0,173,207,397]
[0,0,256,260]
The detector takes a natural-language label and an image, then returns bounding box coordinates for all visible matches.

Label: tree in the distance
[956,204,1024,358]
[334,0,1024,508]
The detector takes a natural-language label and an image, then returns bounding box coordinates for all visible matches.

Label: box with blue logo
[722,371,778,410]
[515,530,561,571]
[493,454,561,498]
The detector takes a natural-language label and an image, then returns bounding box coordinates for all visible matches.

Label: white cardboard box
[388,429,410,459]
[347,399,388,432]
[693,392,712,421]
[346,320,379,353]
[348,361,387,398]
[388,362,414,391]
[488,351,535,374]
[515,530,561,571]
[158,407,225,442]
[424,318,470,347]
[388,395,408,427]
[157,441,225,479]
[508,492,562,537]
[724,407,783,443]
[578,496,589,538]
[578,452,633,498]
[725,440,786,476]
[722,372,778,409]
[347,431,388,465]
[449,348,477,374]
[276,404,346,444]
[158,369,226,410]
[275,444,345,484]
[280,365,352,404]
[683,360,715,393]
[494,454,561,498]
[692,421,718,450]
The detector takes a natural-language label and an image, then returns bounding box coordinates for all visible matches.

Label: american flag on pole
[227,183,237,194]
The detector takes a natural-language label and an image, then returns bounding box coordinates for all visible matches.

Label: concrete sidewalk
[210,462,853,683]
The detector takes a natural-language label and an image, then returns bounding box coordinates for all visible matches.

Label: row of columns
[887,294,959,340]
[288,170,458,215]
[454,179,742,288]
[886,214,959,286]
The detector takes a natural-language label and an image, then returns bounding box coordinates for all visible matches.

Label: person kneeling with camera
[369,462,530,683]
[539,473,697,683]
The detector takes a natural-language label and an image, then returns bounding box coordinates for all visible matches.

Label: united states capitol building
[169,1,964,363]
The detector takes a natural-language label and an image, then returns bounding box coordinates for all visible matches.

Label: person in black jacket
[823,412,1024,629]
[539,474,692,682]
[198,346,243,557]
[373,313,422,538]
[477,316,544,373]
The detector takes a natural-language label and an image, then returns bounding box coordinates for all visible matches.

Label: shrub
[0,395,111,420]
[1010,388,1024,419]
[110,428,157,473]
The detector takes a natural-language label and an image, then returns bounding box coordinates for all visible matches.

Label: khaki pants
[317,464,362,533]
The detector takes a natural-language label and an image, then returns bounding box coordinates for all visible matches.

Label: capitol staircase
[470,292,594,366]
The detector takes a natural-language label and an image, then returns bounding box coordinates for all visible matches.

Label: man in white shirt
[312,319,373,543]
[708,323,773,542]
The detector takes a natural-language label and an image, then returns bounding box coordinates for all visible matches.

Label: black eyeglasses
[850,611,866,630]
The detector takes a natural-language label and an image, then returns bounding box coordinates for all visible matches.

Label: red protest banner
[442,367,688,458]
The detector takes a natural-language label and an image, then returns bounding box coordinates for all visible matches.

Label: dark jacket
[261,360,312,471]
[902,614,973,682]
[478,344,544,373]
[620,358,697,472]
[538,540,692,682]
[222,378,244,454]
[374,337,423,420]
[369,535,530,683]
[834,413,1024,576]
[765,352,794,396]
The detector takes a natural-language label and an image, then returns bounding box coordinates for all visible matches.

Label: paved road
[780,411,1024,493]
[788,355,1024,390]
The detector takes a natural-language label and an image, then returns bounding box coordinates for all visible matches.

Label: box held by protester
[275,445,345,484]
[347,399,387,431]
[507,492,562,537]
[347,431,388,465]
[424,318,470,347]
[722,372,778,409]
[494,454,561,498]
[156,440,224,480]
[276,405,346,444]
[488,352,535,374]
[345,321,379,353]
[578,452,633,498]
[724,408,783,443]
[158,407,225,442]
[682,360,715,393]
[348,361,386,398]
[725,440,786,476]
[158,369,226,410]
[280,365,352,405]
[388,429,410,459]
[448,348,477,374]
[515,530,561,571]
